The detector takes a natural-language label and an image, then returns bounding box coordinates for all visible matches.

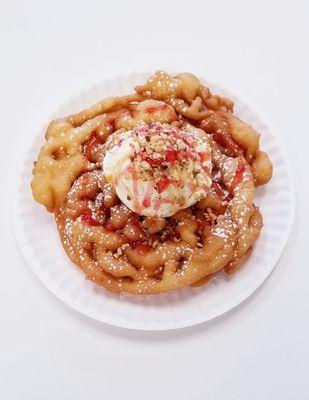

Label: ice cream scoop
[103,122,212,217]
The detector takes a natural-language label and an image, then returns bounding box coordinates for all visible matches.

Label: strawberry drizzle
[199,151,211,163]
[212,182,224,198]
[230,160,245,192]
[165,149,178,163]
[153,197,172,211]
[128,214,140,226]
[142,183,153,208]
[81,209,101,226]
[156,177,177,193]
[140,153,162,166]
[132,243,152,254]
[145,103,168,114]
[83,133,102,159]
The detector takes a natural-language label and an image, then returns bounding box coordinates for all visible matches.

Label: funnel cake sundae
[31,71,273,294]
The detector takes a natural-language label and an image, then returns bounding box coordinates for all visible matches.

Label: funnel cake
[31,71,273,295]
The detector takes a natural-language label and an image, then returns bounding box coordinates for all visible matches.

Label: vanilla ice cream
[103,123,212,217]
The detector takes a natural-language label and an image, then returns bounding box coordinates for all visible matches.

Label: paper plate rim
[12,73,295,330]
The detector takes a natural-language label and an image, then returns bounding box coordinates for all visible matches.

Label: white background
[1,0,308,399]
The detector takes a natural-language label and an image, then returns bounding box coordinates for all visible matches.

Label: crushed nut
[152,240,159,248]
[152,152,161,159]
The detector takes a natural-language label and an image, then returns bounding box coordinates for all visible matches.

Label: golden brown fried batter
[31,71,272,294]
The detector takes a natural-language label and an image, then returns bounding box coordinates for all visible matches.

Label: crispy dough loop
[63,94,144,127]
[32,71,273,294]
[251,151,273,185]
[218,111,260,163]
[31,115,109,211]
[136,71,221,120]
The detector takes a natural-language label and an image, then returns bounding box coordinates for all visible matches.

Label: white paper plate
[13,73,295,330]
